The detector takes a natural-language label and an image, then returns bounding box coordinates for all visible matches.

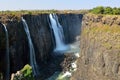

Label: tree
[104,7,113,14]
[91,6,120,15]
[113,7,120,15]
[91,6,104,14]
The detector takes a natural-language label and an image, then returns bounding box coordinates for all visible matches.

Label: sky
[0,0,120,11]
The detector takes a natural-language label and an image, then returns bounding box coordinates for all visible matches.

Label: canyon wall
[0,13,83,79]
[71,14,120,80]
[58,14,83,44]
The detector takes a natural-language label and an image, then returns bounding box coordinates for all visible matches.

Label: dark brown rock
[0,13,83,80]
[58,14,83,44]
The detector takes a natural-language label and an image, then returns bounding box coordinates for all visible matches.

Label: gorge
[1,11,120,80]
[0,13,83,80]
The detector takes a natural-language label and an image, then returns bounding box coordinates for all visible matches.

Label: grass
[82,25,120,49]
[0,10,87,23]
[0,10,88,15]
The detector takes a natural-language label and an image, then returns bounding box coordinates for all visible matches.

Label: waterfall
[2,24,10,80]
[49,14,69,52]
[21,17,39,77]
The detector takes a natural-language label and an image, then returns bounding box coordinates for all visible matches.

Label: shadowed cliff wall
[0,13,83,79]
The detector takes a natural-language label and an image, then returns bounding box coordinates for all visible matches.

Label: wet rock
[58,14,83,44]
[0,13,83,79]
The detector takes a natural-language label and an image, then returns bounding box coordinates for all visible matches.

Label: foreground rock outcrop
[71,14,120,80]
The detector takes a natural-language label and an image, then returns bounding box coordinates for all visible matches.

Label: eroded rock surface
[71,15,120,80]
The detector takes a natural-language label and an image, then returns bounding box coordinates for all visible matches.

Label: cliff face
[0,14,53,77]
[0,13,83,79]
[58,14,83,44]
[1,13,120,80]
[0,20,28,74]
[71,14,120,80]
[83,14,120,27]
[23,14,53,63]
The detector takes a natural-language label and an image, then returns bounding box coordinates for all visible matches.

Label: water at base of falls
[21,17,39,77]
[54,45,69,53]
[49,14,69,53]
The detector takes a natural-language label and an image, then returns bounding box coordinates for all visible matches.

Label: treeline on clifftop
[91,6,120,15]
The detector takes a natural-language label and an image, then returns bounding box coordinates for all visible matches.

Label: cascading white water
[21,17,39,77]
[2,24,10,80]
[49,14,69,52]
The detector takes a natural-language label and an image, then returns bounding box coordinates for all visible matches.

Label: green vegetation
[0,10,87,22]
[90,6,104,14]
[0,10,58,15]
[47,72,70,80]
[0,6,120,16]
[20,64,34,80]
[13,64,34,80]
[0,10,88,16]
[91,6,120,15]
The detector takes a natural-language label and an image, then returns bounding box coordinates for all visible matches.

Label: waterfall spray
[2,24,10,80]
[49,14,69,53]
[21,17,39,77]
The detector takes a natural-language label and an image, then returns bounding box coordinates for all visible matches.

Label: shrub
[113,7,120,15]
[12,64,34,80]
[104,7,113,14]
[20,64,34,80]
[91,6,120,15]
[91,6,104,14]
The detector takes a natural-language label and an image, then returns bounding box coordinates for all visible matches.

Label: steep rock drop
[71,14,120,80]
[22,17,39,78]
[0,23,10,80]
[49,14,69,53]
[0,13,83,80]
